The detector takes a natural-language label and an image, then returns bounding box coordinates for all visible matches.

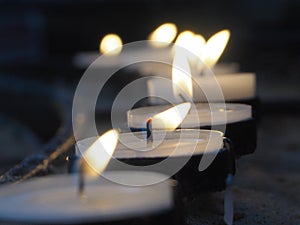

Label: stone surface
[186,112,300,225]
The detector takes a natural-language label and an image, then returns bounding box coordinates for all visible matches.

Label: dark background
[0,1,300,224]
[0,0,299,104]
[0,1,299,70]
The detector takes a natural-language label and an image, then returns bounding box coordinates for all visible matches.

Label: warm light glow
[174,30,195,54]
[99,34,123,55]
[192,34,206,59]
[202,29,230,68]
[151,102,191,130]
[83,129,119,175]
[172,51,193,101]
[149,23,177,47]
[174,31,206,65]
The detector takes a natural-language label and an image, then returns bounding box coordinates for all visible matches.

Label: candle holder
[228,97,261,121]
[201,118,257,156]
[113,140,234,197]
[74,129,234,196]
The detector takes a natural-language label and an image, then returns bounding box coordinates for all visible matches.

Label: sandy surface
[0,113,299,225]
[186,112,300,225]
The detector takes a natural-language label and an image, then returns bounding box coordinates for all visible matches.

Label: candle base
[129,117,256,158]
[201,118,257,157]
[228,97,261,121]
[108,148,233,196]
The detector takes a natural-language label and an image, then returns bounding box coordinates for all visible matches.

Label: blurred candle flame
[151,102,191,130]
[174,31,206,65]
[149,23,177,47]
[83,129,119,176]
[172,50,193,101]
[99,34,123,55]
[192,34,206,59]
[174,30,195,53]
[202,29,230,68]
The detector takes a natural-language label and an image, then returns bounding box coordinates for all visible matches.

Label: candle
[75,103,230,192]
[99,33,123,56]
[148,23,178,48]
[77,129,223,159]
[0,171,175,225]
[127,103,256,157]
[147,72,256,103]
[142,45,256,157]
[128,103,251,128]
[76,129,232,193]
[0,129,179,224]
[73,45,172,69]
[73,22,176,69]
[73,106,235,225]
[72,28,256,106]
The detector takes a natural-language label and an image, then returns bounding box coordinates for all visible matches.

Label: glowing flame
[174,30,195,53]
[149,23,177,47]
[192,34,206,59]
[83,129,119,175]
[202,29,230,68]
[174,31,206,65]
[99,34,123,55]
[172,50,193,101]
[151,102,191,130]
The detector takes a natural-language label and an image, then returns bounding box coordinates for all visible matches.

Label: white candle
[73,46,172,69]
[147,72,256,103]
[76,129,224,159]
[127,103,252,129]
[0,171,173,224]
[73,41,256,104]
[75,129,232,210]
[135,61,240,76]
[76,129,227,193]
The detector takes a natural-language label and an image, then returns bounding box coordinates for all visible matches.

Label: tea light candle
[0,171,174,225]
[127,103,256,157]
[76,129,231,191]
[73,46,172,69]
[128,103,252,128]
[147,72,256,103]
[136,61,240,76]
[76,129,224,159]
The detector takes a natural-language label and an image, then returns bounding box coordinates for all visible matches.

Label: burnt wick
[146,117,153,143]
[78,160,86,199]
[179,93,188,102]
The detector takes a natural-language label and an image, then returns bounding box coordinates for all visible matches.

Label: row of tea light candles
[74,22,256,225]
[0,23,257,225]
[74,22,256,102]
[0,103,234,225]
[0,100,243,225]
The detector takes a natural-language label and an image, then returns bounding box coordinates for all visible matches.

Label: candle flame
[151,102,191,130]
[192,34,206,59]
[83,129,119,176]
[172,50,193,101]
[174,30,195,53]
[174,31,206,65]
[149,23,177,47]
[99,34,123,55]
[202,29,230,68]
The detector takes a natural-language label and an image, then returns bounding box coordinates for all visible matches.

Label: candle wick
[78,161,85,198]
[178,93,188,102]
[146,117,153,144]
[178,94,192,114]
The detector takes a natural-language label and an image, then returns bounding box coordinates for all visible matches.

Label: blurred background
[0,0,299,224]
[0,0,299,81]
